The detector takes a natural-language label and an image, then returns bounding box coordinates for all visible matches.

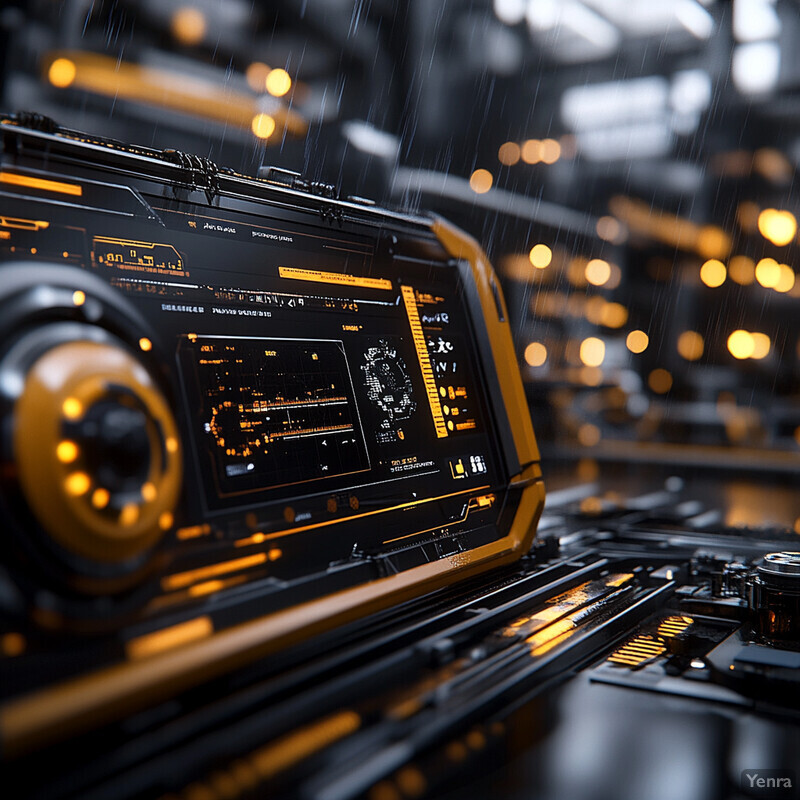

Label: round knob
[750,551,800,645]
[12,339,181,563]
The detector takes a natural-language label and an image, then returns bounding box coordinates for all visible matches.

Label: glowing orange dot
[141,482,157,502]
[727,329,754,359]
[596,216,622,242]
[700,259,726,288]
[524,342,547,367]
[626,330,649,354]
[577,424,601,447]
[246,62,270,93]
[648,368,673,394]
[62,397,83,420]
[677,331,704,361]
[600,302,627,328]
[119,504,140,526]
[751,332,770,359]
[1,633,25,657]
[755,258,781,288]
[728,255,754,285]
[171,7,206,45]
[540,138,561,164]
[138,337,152,352]
[529,244,552,268]
[65,472,91,496]
[159,511,174,530]
[585,258,611,286]
[498,142,521,166]
[266,68,292,97]
[579,337,605,367]
[91,488,110,509]
[758,208,797,246]
[469,169,493,194]
[56,440,79,464]
[775,264,795,293]
[48,58,76,88]
[521,139,541,164]
[251,113,276,139]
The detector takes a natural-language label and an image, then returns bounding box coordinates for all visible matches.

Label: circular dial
[12,338,181,564]
[362,340,416,421]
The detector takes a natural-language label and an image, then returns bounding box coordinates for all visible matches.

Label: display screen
[0,184,506,564]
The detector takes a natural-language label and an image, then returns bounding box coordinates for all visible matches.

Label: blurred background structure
[2,0,799,528]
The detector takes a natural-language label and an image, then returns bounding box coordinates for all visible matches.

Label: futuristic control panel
[0,116,544,759]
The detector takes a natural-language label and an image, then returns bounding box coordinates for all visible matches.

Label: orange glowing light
[677,330,704,361]
[498,141,521,165]
[727,329,755,359]
[540,138,561,164]
[579,337,605,367]
[91,488,110,509]
[251,113,276,139]
[775,264,795,293]
[524,342,547,367]
[521,139,541,164]
[758,208,797,246]
[648,368,673,394]
[755,257,781,288]
[750,332,771,359]
[626,330,649,354]
[62,397,83,420]
[700,259,726,288]
[596,216,623,242]
[728,255,755,285]
[246,62,271,92]
[469,169,493,194]
[585,258,611,286]
[48,57,76,88]
[0,171,82,197]
[171,7,207,46]
[529,243,552,268]
[56,440,79,464]
[65,472,91,496]
[266,68,292,97]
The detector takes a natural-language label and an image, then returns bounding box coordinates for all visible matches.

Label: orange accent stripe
[162,553,268,591]
[43,51,307,137]
[126,616,213,660]
[0,172,82,197]
[278,266,392,291]
[176,524,211,540]
[402,285,448,438]
[246,484,489,546]
[0,217,50,231]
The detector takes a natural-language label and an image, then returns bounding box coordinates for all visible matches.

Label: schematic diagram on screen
[362,340,416,420]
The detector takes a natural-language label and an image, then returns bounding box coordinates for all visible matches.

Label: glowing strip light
[0,217,50,231]
[608,634,666,667]
[401,285,448,438]
[126,616,213,660]
[0,172,82,197]
[278,266,392,291]
[162,553,268,591]
[43,51,307,137]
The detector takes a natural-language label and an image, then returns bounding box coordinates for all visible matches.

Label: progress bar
[401,285,448,438]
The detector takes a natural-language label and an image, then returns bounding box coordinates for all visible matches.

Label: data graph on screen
[180,336,370,500]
